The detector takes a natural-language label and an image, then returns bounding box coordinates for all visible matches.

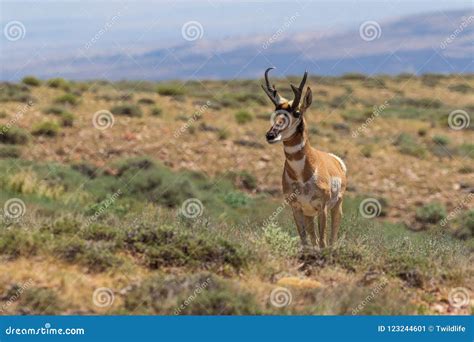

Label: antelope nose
[266,131,276,141]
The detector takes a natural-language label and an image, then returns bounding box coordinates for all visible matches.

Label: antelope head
[262,68,312,144]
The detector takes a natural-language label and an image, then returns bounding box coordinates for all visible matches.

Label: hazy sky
[1,0,472,74]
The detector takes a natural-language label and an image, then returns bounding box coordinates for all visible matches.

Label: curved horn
[261,67,279,106]
[264,67,275,90]
[291,71,308,110]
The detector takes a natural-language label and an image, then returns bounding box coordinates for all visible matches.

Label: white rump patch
[328,153,347,173]
[328,176,342,209]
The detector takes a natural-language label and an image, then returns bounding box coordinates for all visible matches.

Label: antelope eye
[293,111,301,118]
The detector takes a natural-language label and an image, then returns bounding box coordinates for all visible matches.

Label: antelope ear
[301,87,312,111]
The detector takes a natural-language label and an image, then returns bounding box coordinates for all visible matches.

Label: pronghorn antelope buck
[262,68,347,249]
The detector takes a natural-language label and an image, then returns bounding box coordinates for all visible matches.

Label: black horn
[261,67,279,106]
[290,71,308,111]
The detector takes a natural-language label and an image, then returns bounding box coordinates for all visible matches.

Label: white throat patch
[284,140,305,154]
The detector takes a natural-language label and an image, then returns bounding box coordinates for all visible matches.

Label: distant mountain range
[4,10,474,80]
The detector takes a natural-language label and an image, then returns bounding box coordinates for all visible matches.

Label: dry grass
[0,75,472,315]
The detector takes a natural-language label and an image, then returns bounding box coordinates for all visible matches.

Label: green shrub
[19,287,63,314]
[362,77,386,88]
[138,98,155,105]
[448,83,472,94]
[457,144,474,159]
[115,156,155,176]
[361,145,373,158]
[52,236,121,272]
[80,224,123,242]
[453,210,474,239]
[393,97,442,109]
[114,157,200,207]
[341,109,373,123]
[52,235,86,262]
[40,219,81,236]
[0,83,34,103]
[341,73,366,80]
[223,191,251,208]
[150,106,163,116]
[32,121,60,137]
[430,144,455,159]
[47,78,70,90]
[54,93,79,106]
[420,74,446,87]
[432,135,450,146]
[0,126,30,144]
[416,202,447,224]
[329,95,350,109]
[258,223,299,257]
[417,128,428,136]
[218,92,266,107]
[22,76,41,87]
[395,73,415,81]
[72,162,102,178]
[124,273,262,315]
[178,280,262,315]
[458,165,473,174]
[156,84,185,97]
[217,128,229,140]
[236,171,257,190]
[234,110,253,124]
[111,104,143,117]
[124,224,249,270]
[0,229,43,259]
[0,145,21,158]
[81,242,122,272]
[59,111,75,127]
[43,106,66,115]
[43,106,75,127]
[393,133,426,158]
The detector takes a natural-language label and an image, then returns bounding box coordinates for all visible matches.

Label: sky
[0,0,472,79]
